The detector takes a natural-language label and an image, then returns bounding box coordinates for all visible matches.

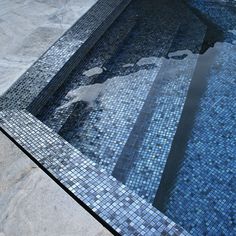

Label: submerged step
[38,8,138,133]
[120,50,204,202]
[57,2,181,173]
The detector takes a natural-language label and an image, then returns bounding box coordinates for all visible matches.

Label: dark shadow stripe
[153,44,218,211]
[111,71,164,183]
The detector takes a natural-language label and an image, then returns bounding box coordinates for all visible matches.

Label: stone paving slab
[0,131,111,236]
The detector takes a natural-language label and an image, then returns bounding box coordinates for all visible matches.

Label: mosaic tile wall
[0,110,189,236]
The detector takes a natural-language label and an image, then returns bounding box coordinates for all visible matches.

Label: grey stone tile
[0,132,112,236]
[0,0,97,95]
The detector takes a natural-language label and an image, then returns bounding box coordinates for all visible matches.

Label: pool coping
[0,0,190,235]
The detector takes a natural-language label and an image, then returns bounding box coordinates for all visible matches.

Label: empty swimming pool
[36,0,236,235]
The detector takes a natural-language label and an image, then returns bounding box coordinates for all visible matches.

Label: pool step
[112,4,207,202]
[56,0,190,175]
[39,9,138,133]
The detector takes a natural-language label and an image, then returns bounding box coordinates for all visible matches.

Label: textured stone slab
[0,0,98,95]
[0,132,112,236]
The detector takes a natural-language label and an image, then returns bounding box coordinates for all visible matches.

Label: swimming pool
[1,0,235,235]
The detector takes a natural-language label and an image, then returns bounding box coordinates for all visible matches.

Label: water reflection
[156,40,236,235]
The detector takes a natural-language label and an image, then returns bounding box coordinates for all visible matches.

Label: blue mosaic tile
[37,0,207,203]
[164,41,236,235]
[37,5,138,133]
[0,0,235,234]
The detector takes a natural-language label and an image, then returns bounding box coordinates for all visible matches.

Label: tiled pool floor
[1,0,236,235]
[159,1,236,234]
[164,41,236,235]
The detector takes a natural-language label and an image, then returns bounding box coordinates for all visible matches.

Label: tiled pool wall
[0,0,190,235]
[36,3,139,133]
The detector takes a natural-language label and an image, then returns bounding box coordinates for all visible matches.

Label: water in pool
[37,0,236,235]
